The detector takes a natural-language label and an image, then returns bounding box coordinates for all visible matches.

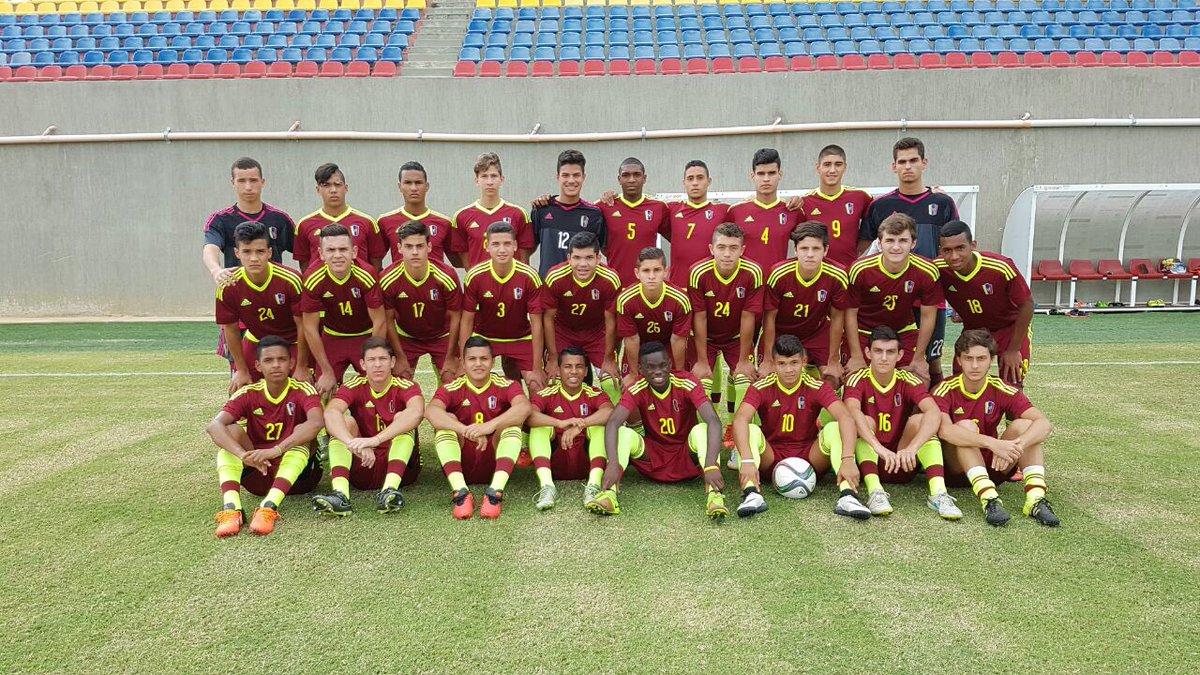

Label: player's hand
[354,446,376,468]
[734,358,757,382]
[243,448,276,475]
[820,361,844,388]
[756,360,775,381]
[212,267,236,285]
[987,438,1021,468]
[622,372,639,389]
[525,369,546,392]
[347,436,380,452]
[561,425,581,449]
[784,196,804,212]
[229,369,252,396]
[844,356,867,375]
[600,357,621,383]
[905,357,931,383]
[531,194,553,208]
[544,362,559,383]
[836,458,861,492]
[394,358,414,381]
[316,371,338,397]
[949,311,963,325]
[737,457,759,490]
[896,446,918,473]
[999,349,1024,385]
[291,367,313,384]
[691,361,713,383]
[875,446,899,474]
[601,463,621,490]
[597,190,617,206]
[703,467,725,492]
[439,356,461,384]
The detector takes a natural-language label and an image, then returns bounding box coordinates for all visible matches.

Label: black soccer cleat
[983,498,1011,526]
[1027,498,1060,527]
[311,491,352,517]
[376,487,404,514]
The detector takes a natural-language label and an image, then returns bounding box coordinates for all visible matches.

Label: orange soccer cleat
[722,424,736,449]
[480,487,504,519]
[249,507,281,536]
[214,509,244,538]
[516,447,533,468]
[452,488,475,520]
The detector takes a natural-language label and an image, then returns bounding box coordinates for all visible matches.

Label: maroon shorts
[241,339,298,379]
[448,431,510,485]
[760,440,816,480]
[945,451,1019,488]
[348,445,422,489]
[555,328,612,369]
[489,338,535,372]
[398,333,450,371]
[857,329,918,367]
[548,432,593,481]
[317,333,369,380]
[629,438,701,484]
[800,332,832,368]
[705,339,743,370]
[240,452,321,496]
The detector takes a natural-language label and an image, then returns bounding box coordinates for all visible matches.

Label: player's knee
[954,419,980,433]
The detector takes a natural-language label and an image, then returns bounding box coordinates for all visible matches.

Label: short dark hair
[879,213,918,239]
[398,161,427,182]
[234,221,269,246]
[752,148,781,170]
[955,329,998,357]
[231,156,262,179]
[772,334,807,358]
[893,137,925,160]
[713,222,745,242]
[396,221,429,242]
[684,159,709,176]
[817,145,846,162]
[940,220,973,241]
[256,335,291,358]
[486,221,515,239]
[791,221,828,246]
[361,336,394,358]
[569,231,600,253]
[558,345,594,386]
[638,340,669,359]
[867,326,901,348]
[619,157,645,172]
[558,149,586,172]
[320,223,350,240]
[463,335,493,354]
[315,162,343,185]
[637,247,667,265]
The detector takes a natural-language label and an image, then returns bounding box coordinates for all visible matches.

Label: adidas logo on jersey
[553,406,564,413]
[810,207,822,215]
[647,403,655,410]
[545,213,554,220]
[634,313,644,319]
[675,212,683,218]
[240,299,252,306]
[744,216,754,223]
[771,400,781,407]
[462,400,472,406]
[484,291,494,298]
[783,291,794,298]
[398,292,409,299]
[954,406,965,415]
[469,221,480,229]
[868,396,875,404]
[323,291,335,298]
[252,407,264,416]
[869,286,881,293]
[948,285,957,292]
[612,210,622,216]
[705,290,716,297]
[365,401,375,408]
[563,290,574,297]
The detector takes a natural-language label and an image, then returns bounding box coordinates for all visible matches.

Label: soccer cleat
[214,509,244,538]
[452,488,474,520]
[533,483,558,511]
[480,487,504,519]
[722,424,735,450]
[866,489,894,516]
[983,497,1012,526]
[582,483,601,508]
[833,493,871,520]
[249,507,281,535]
[316,432,330,463]
[376,487,404,514]
[311,491,352,517]
[516,447,533,468]
[736,490,768,518]
[1026,498,1061,527]
[705,491,729,520]
[927,492,963,520]
[585,489,621,515]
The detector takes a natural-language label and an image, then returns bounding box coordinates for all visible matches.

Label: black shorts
[914,307,946,361]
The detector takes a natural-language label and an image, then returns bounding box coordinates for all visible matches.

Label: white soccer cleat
[534,483,559,511]
[582,483,601,508]
[928,492,963,520]
[726,451,740,471]
[833,493,871,520]
[866,489,894,516]
[736,490,769,518]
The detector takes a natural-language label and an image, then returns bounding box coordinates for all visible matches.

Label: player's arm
[292,316,310,376]
[1000,297,1035,383]
[845,396,898,472]
[580,399,614,428]
[221,322,252,393]
[529,310,547,390]
[542,308,559,380]
[759,309,777,377]
[735,309,759,379]
[457,310,476,361]
[323,398,356,443]
[425,398,468,435]
[893,397,943,472]
[622,334,641,384]
[203,244,233,284]
[303,311,337,395]
[670,333,688,372]
[528,404,570,430]
[698,400,725,492]
[384,311,414,379]
[273,403,325,456]
[601,402,633,489]
[601,309,620,379]
[826,399,861,491]
[938,412,1015,455]
[482,394,532,436]
[375,395,425,445]
[368,304,387,339]
[843,307,866,371]
[1015,406,1053,449]
[907,304,937,381]
[732,401,759,486]
[690,310,712,381]
[822,308,846,383]
[443,309,463,379]
[207,410,250,457]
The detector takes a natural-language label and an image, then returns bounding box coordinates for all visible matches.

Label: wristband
[703,466,721,473]
[740,459,757,464]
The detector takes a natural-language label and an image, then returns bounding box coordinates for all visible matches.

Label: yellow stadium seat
[318,0,336,9]
[695,0,716,6]
[143,0,164,12]
[296,0,316,10]
[406,0,425,8]
[342,0,361,9]
[251,0,272,9]
[209,0,230,11]
[475,0,496,6]
[99,1,120,12]
[120,0,143,12]
[79,2,100,15]
[229,0,250,12]
[542,0,561,6]
[652,0,675,5]
[0,4,11,16]
[164,0,184,10]
[277,0,298,11]
[383,0,403,8]
[495,0,516,7]
[628,0,648,7]
[34,1,55,14]
[583,0,604,6]
[12,2,33,14]
[59,1,81,13]
[362,0,383,9]
[186,0,206,11]
[518,0,538,7]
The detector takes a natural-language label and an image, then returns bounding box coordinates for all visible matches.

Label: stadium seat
[634,58,656,75]
[188,62,215,78]
[1032,259,1072,282]
[216,62,240,78]
[505,61,528,77]
[163,62,190,78]
[1100,51,1129,67]
[1023,51,1048,67]
[1075,51,1100,67]
[1048,51,1075,67]
[371,61,396,77]
[453,60,475,77]
[1098,259,1134,280]
[1126,50,1151,66]
[1180,51,1200,66]
[583,59,605,76]
[33,65,63,82]
[1152,51,1180,66]
[241,60,267,78]
[686,57,708,74]
[479,60,501,77]
[1068,259,1105,281]
[737,56,761,72]
[918,52,944,68]
[814,54,839,70]
[266,61,292,77]
[712,57,734,73]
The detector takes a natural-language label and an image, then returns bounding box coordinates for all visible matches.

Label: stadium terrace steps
[401,0,476,75]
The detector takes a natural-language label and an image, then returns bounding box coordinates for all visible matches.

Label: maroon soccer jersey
[727,198,802,270]
[541,262,622,335]
[215,263,304,343]
[333,375,423,449]
[300,263,384,337]
[378,206,454,266]
[843,367,931,449]
[687,258,764,344]
[531,382,608,423]
[463,260,543,342]
[620,372,708,447]
[616,283,693,344]
[799,187,873,268]
[451,201,534,268]
[293,208,387,268]
[933,375,1033,437]
[222,378,322,449]
[433,373,526,427]
[599,195,672,286]
[378,259,462,340]
[848,254,943,332]
[933,252,1033,333]
[743,372,840,455]
[667,201,729,287]
[765,260,850,342]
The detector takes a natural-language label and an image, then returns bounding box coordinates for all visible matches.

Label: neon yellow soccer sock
[263,448,309,508]
[383,433,415,491]
[328,438,352,496]
[434,430,468,492]
[488,427,523,492]
[216,449,244,511]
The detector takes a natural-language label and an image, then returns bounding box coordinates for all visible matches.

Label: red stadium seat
[137,63,164,80]
[996,52,1021,68]
[294,61,318,77]
[164,63,191,79]
[1126,51,1151,67]
[1151,52,1180,67]
[62,65,87,81]
[453,61,476,77]
[266,62,292,78]
[917,53,944,69]
[763,56,788,72]
[478,61,502,77]
[0,66,11,82]
[241,61,268,78]
[737,56,761,72]
[217,62,242,79]
[583,59,606,76]
[188,63,216,79]
[85,64,114,80]
[1033,260,1072,282]
[1074,51,1100,67]
[371,61,397,77]
[1100,51,1128,67]
[505,61,528,77]
[1068,259,1104,280]
[815,55,840,70]
[1128,258,1166,279]
[1098,259,1133,280]
[842,54,866,70]
[558,61,580,76]
[1048,51,1074,67]
[1180,51,1200,66]
[945,52,970,68]
[318,62,343,77]
[711,57,735,73]
[345,61,369,78]
[894,53,918,69]
[34,65,63,81]
[789,55,813,71]
[9,65,36,82]
[660,58,683,75]
[111,63,138,80]
[1023,52,1048,68]
[1189,258,1200,274]
[687,58,709,74]
[634,59,657,75]
[970,52,995,68]
[866,54,892,70]
[609,60,630,76]
[532,61,554,77]
[1160,258,1192,279]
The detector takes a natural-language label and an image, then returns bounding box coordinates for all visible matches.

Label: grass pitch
[0,314,1197,673]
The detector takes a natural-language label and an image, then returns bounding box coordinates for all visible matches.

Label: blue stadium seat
[560,45,581,60]
[1132,36,1157,50]
[464,33,483,48]
[583,44,604,59]
[683,42,705,59]
[958,37,982,51]
[302,47,326,63]
[533,45,555,61]
[560,31,580,47]
[933,37,956,52]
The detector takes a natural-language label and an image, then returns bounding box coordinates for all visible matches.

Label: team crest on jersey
[672,399,680,412]
[985,401,996,415]
[904,280,915,293]
[581,403,589,416]
[351,224,361,237]
[817,289,828,302]
[736,287,745,299]
[503,217,512,224]
[778,214,787,225]
[664,311,673,322]
[487,395,498,410]
[514,287,524,300]
[895,393,903,407]
[430,288,440,301]
[275,292,286,305]
[929,204,939,216]
[797,397,806,410]
[286,402,295,416]
[581,216,589,228]
[705,209,713,220]
[430,224,438,236]
[591,288,600,300]
[389,400,395,413]
[982,283,994,296]
[645,209,654,221]
[846,203,854,215]
[351,287,361,298]
[269,226,278,239]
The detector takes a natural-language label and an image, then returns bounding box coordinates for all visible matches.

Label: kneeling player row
[207,329,1059,538]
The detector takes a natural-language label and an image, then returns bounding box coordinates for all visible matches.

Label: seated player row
[206,328,1058,538]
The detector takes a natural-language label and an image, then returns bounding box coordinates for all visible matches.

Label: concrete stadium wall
[1,68,1197,317]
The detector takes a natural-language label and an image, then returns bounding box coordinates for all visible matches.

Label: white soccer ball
[773,457,817,499]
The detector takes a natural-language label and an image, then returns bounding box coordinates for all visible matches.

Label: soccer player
[451,152,534,269]
[461,222,546,390]
[727,148,801,269]
[935,221,1034,385]
[540,232,623,402]
[379,221,463,383]
[795,145,873,268]
[300,224,388,397]
[425,337,532,520]
[934,330,1059,527]
[842,326,963,520]
[216,222,309,395]
[208,336,324,538]
[527,347,614,510]
[529,149,608,278]
[615,248,693,385]
[597,157,671,287]
[688,223,763,423]
[311,338,424,517]
[846,214,943,384]
[377,161,455,266]
[586,342,727,519]
[760,222,849,387]
[293,163,386,273]
[667,159,729,287]
[731,335,868,520]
